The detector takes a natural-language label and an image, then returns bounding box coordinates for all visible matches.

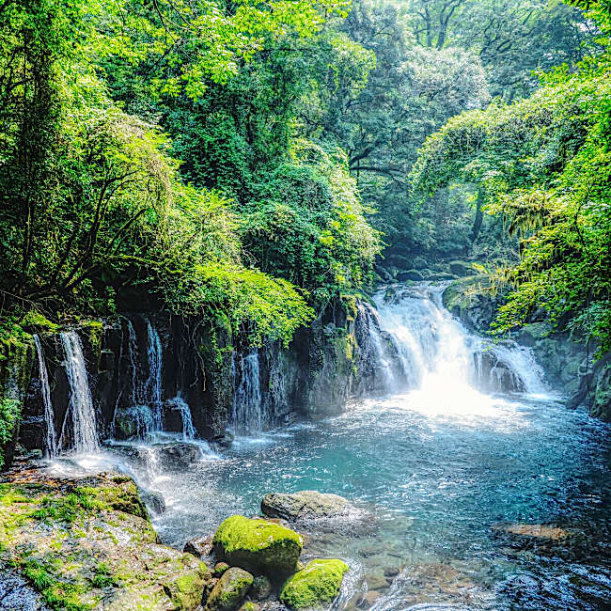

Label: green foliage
[242,141,382,303]
[412,0,611,355]
[0,399,20,469]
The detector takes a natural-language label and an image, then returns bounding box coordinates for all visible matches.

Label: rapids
[45,283,611,610]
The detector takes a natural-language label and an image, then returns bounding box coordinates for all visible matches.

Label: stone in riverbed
[213,515,303,579]
[205,567,254,611]
[261,490,353,522]
[280,559,349,610]
[184,535,214,557]
[250,575,272,600]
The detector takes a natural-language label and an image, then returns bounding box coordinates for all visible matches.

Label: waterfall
[232,349,263,435]
[124,318,140,405]
[33,335,57,458]
[356,303,400,393]
[144,318,163,428]
[166,395,196,440]
[60,331,100,454]
[373,283,547,399]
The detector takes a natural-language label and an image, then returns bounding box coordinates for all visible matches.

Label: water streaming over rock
[144,318,163,428]
[33,335,57,458]
[42,282,611,610]
[166,395,196,440]
[373,283,546,399]
[60,331,100,453]
[231,349,263,435]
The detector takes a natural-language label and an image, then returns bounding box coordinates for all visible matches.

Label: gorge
[2,281,610,609]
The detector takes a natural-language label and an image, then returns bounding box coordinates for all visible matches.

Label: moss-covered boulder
[213,515,303,579]
[205,567,253,611]
[0,470,210,610]
[280,559,349,610]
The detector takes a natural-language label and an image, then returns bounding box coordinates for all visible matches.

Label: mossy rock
[280,559,349,610]
[213,515,303,579]
[205,567,254,611]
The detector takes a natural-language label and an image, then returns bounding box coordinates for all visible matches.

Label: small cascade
[373,283,547,399]
[166,395,196,440]
[60,331,100,454]
[356,303,399,393]
[124,317,141,405]
[232,349,263,435]
[144,318,163,428]
[33,335,57,458]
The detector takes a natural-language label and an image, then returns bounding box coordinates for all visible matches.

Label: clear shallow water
[45,283,611,609]
[54,392,611,610]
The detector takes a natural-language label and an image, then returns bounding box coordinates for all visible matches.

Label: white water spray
[166,395,196,440]
[373,283,547,412]
[33,334,57,457]
[60,331,100,453]
[232,349,263,435]
[145,318,163,428]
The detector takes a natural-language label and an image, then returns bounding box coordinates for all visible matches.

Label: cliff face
[2,298,398,465]
[443,277,611,420]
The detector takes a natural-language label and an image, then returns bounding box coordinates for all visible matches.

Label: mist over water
[46,284,611,610]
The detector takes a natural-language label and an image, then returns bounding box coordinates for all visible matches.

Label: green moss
[239,602,257,611]
[214,515,303,579]
[80,320,104,355]
[20,311,61,334]
[280,559,349,610]
[206,567,253,611]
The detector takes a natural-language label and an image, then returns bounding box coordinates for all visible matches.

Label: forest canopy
[0,0,607,350]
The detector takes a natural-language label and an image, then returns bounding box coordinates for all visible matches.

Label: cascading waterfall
[124,317,140,405]
[60,331,100,453]
[357,303,396,392]
[144,318,163,429]
[373,283,546,401]
[33,335,57,458]
[232,349,263,435]
[166,395,196,440]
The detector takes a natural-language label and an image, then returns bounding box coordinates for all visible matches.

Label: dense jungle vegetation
[0,0,609,351]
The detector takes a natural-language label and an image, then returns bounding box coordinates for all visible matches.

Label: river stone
[184,535,214,557]
[156,442,201,469]
[396,270,423,282]
[261,491,352,522]
[250,575,272,600]
[213,515,303,579]
[280,559,349,610]
[205,567,254,611]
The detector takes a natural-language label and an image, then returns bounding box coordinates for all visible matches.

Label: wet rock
[449,261,473,277]
[184,535,214,558]
[141,488,166,515]
[0,571,50,610]
[250,575,272,600]
[215,562,231,577]
[213,515,303,579]
[238,603,261,611]
[396,270,423,282]
[205,567,254,611]
[261,490,354,522]
[493,523,572,541]
[383,566,400,578]
[280,559,349,610]
[155,442,201,469]
[357,590,381,608]
[0,470,210,610]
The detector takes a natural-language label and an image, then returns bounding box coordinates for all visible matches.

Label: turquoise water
[49,284,611,609]
[137,392,611,610]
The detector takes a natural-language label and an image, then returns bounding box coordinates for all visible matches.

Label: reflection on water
[50,393,611,610]
[45,283,611,610]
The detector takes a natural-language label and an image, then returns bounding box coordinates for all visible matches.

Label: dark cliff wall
[6,297,394,464]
